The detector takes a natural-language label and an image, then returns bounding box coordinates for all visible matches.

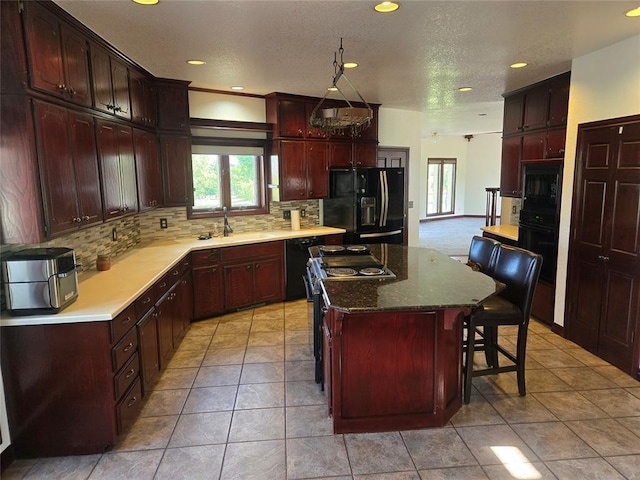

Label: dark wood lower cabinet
[137,308,160,395]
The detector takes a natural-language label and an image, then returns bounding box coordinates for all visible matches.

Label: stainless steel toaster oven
[2,247,79,315]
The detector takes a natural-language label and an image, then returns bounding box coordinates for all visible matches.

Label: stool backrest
[492,245,543,324]
[468,236,500,275]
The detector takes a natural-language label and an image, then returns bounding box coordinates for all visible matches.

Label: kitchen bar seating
[466,235,500,274]
[463,245,542,404]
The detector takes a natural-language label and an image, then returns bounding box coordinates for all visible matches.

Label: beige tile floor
[4,299,640,480]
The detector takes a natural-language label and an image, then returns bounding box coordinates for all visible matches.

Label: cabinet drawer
[221,241,283,262]
[110,304,136,344]
[135,286,157,319]
[114,352,139,400]
[112,327,138,372]
[192,248,221,266]
[116,378,142,434]
[178,254,192,274]
[156,265,181,298]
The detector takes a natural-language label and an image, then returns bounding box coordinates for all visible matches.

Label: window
[188,142,268,218]
[426,158,456,216]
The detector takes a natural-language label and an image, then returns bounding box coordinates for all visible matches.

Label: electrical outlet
[160,218,168,229]
[300,209,306,217]
[408,201,414,209]
[283,210,291,219]
[512,205,517,214]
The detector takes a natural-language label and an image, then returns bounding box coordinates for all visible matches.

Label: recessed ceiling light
[458,87,473,92]
[510,62,528,69]
[374,1,400,13]
[327,86,339,92]
[132,0,158,5]
[625,6,640,17]
[344,62,359,69]
[231,86,244,91]
[187,60,206,65]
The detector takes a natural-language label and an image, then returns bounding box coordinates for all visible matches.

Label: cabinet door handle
[122,316,133,325]
[57,84,67,92]
[211,267,217,273]
[127,396,137,408]
[142,296,152,305]
[159,282,167,288]
[125,368,135,379]
[123,342,134,353]
[82,215,90,222]
[246,265,251,270]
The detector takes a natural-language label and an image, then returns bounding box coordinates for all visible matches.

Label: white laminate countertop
[480,224,519,242]
[1,227,345,327]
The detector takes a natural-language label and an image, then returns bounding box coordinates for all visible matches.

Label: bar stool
[463,245,542,404]
[466,235,500,275]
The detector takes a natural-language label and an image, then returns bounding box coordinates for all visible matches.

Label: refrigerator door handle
[379,170,389,227]
[360,230,403,239]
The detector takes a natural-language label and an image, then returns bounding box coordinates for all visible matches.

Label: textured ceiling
[54,0,640,137]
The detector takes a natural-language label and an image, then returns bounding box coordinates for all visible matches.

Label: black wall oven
[519,163,562,284]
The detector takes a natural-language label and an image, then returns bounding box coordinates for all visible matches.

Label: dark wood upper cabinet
[160,134,193,207]
[96,120,138,220]
[522,84,548,131]
[156,79,190,132]
[33,100,102,237]
[267,96,306,138]
[130,71,157,127]
[279,140,307,200]
[305,141,329,199]
[500,72,571,197]
[499,135,522,197]
[133,129,162,211]
[354,143,377,167]
[548,74,571,127]
[329,142,353,167]
[91,45,131,119]
[23,2,91,106]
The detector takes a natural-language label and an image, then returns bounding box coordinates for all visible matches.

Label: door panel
[568,116,640,378]
[60,25,91,106]
[68,111,101,225]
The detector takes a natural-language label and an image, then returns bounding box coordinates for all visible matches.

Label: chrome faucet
[223,206,233,237]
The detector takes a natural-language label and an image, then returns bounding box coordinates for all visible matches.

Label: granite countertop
[480,224,519,242]
[1,226,344,327]
[320,244,503,313]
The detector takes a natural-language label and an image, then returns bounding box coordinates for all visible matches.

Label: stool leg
[484,326,498,368]
[464,319,476,404]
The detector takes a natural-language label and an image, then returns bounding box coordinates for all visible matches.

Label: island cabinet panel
[325,307,464,434]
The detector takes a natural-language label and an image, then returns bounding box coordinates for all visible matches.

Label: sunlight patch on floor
[491,446,542,479]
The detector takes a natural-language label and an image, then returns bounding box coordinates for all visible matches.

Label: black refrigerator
[323,167,405,244]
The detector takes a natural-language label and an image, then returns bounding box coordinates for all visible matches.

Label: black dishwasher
[285,236,324,301]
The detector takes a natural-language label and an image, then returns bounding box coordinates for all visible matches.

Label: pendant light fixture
[309,38,373,138]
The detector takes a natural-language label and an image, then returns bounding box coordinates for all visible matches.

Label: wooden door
[192,265,224,319]
[60,24,91,106]
[91,46,114,114]
[68,111,102,226]
[96,120,122,219]
[567,116,640,378]
[33,100,78,236]
[24,3,65,98]
[305,142,328,198]
[134,129,162,211]
[117,126,137,214]
[160,134,193,206]
[278,99,306,138]
[354,143,377,167]
[111,59,130,120]
[523,85,548,131]
[500,136,522,197]
[253,256,284,304]
[329,142,352,167]
[279,140,306,200]
[502,94,524,135]
[224,263,255,310]
[137,309,159,395]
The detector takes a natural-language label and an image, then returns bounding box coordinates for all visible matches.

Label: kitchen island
[315,244,501,433]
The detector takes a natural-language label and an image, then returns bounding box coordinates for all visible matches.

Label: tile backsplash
[0,200,319,311]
